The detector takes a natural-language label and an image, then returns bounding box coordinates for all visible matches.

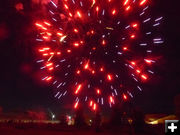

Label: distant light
[52,114,55,119]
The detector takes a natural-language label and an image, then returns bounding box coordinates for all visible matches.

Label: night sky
[0,0,179,114]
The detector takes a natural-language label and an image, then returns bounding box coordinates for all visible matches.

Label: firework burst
[34,0,163,111]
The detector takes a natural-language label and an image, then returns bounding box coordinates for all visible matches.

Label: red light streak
[140,0,147,6]
[91,30,95,34]
[80,40,84,44]
[44,21,51,26]
[92,70,95,74]
[73,42,79,47]
[102,40,106,46]
[84,62,89,69]
[132,23,138,28]
[136,69,141,74]
[75,84,82,94]
[141,74,148,80]
[69,12,73,17]
[64,4,69,9]
[96,89,101,95]
[76,70,81,74]
[130,34,135,39]
[67,49,71,53]
[39,49,45,52]
[92,47,96,50]
[109,96,114,103]
[123,0,129,6]
[47,32,52,36]
[100,67,104,72]
[90,100,93,106]
[48,67,54,71]
[123,94,127,100]
[74,28,78,33]
[112,9,116,15]
[74,101,79,109]
[77,11,82,18]
[57,52,61,55]
[107,74,112,81]
[46,76,52,81]
[57,32,63,36]
[43,47,50,50]
[43,53,48,56]
[35,23,47,30]
[123,47,128,51]
[126,6,131,11]
[96,6,99,12]
[46,63,53,67]
[145,59,152,64]
[131,61,136,65]
[43,36,49,40]
[93,103,97,110]
[50,52,54,55]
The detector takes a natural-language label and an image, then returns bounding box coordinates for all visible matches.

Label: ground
[0,124,164,135]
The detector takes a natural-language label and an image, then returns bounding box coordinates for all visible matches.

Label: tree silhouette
[93,111,102,132]
[132,107,145,133]
[74,105,86,128]
[109,102,123,127]
[174,94,180,119]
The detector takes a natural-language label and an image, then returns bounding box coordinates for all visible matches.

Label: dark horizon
[0,0,179,115]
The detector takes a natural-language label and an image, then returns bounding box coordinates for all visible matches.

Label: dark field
[0,123,164,135]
